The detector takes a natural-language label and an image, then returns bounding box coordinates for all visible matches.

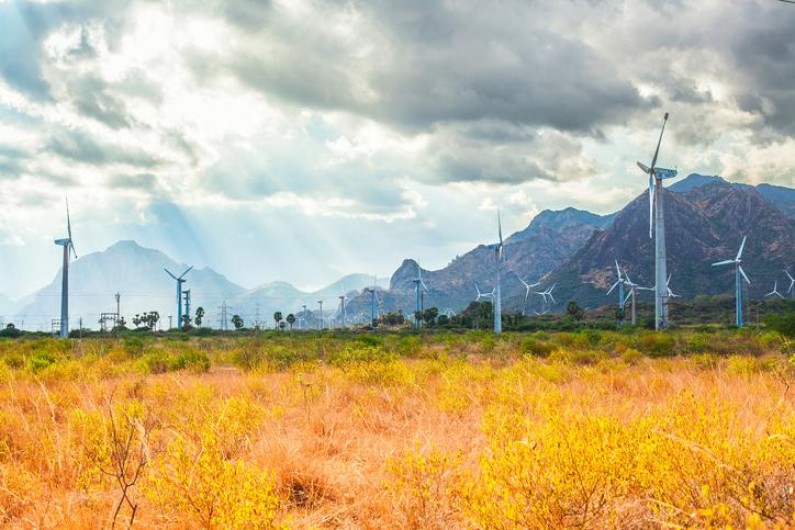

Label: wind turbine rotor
[711,259,735,267]
[738,266,750,285]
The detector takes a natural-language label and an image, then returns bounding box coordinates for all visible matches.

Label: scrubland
[0,329,794,529]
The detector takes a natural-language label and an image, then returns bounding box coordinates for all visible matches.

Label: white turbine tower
[54,199,77,338]
[514,271,540,316]
[637,112,678,331]
[488,211,505,334]
[765,281,785,300]
[712,236,751,327]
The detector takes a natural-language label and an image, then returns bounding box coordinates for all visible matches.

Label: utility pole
[219,301,229,331]
[318,300,323,330]
[168,315,173,330]
[255,302,261,330]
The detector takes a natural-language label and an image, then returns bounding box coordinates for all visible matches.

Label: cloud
[46,129,159,167]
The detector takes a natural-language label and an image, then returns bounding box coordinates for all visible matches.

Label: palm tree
[286,313,296,331]
[231,314,244,330]
[273,311,283,330]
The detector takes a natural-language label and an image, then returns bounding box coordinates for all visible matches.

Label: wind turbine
[475,284,495,302]
[54,199,77,338]
[490,211,505,333]
[606,260,627,324]
[765,281,785,300]
[411,261,428,328]
[637,112,678,331]
[364,286,377,327]
[534,284,556,314]
[338,295,347,328]
[712,236,751,327]
[164,266,193,332]
[784,270,795,298]
[665,274,679,299]
[514,271,540,316]
[621,267,653,326]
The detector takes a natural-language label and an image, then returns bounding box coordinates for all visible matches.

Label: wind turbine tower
[637,113,678,330]
[54,199,78,338]
[164,266,193,332]
[711,236,751,327]
[489,211,505,334]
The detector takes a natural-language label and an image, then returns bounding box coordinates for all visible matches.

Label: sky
[1,0,794,299]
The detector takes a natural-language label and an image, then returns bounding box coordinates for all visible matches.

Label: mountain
[671,173,795,220]
[341,207,617,317]
[546,181,795,310]
[10,240,387,331]
[227,274,388,329]
[14,240,245,331]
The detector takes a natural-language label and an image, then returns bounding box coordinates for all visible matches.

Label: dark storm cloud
[47,130,159,168]
[727,4,795,135]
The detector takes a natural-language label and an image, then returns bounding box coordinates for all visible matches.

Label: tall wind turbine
[489,211,505,334]
[712,236,750,327]
[164,266,193,331]
[54,199,77,338]
[412,261,428,328]
[637,112,678,330]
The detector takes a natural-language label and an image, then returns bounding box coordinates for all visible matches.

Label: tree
[422,307,439,326]
[195,307,205,327]
[145,311,160,331]
[566,301,585,322]
[286,313,296,331]
[273,311,283,330]
[231,314,244,330]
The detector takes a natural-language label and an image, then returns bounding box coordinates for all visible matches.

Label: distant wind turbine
[765,281,785,300]
[514,271,541,316]
[712,236,751,327]
[621,268,653,326]
[784,270,795,298]
[412,261,428,328]
[54,199,78,338]
[606,260,627,324]
[484,210,505,333]
[164,266,193,332]
[637,112,678,330]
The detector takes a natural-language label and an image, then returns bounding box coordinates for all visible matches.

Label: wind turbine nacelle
[54,238,70,246]
[653,168,678,180]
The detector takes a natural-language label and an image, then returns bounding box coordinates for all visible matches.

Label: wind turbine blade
[497,209,503,245]
[615,260,622,278]
[548,293,556,304]
[785,270,794,282]
[736,236,747,261]
[69,240,78,260]
[649,178,654,239]
[607,281,619,295]
[164,268,178,280]
[712,260,734,267]
[739,266,750,285]
[666,273,672,286]
[650,112,669,170]
[179,265,194,279]
[66,198,72,241]
[637,161,651,174]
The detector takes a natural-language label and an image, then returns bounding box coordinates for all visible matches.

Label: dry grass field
[1,330,794,529]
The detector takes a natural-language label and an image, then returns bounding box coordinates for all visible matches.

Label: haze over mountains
[2,173,793,331]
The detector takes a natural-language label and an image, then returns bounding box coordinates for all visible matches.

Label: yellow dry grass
[0,334,794,529]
